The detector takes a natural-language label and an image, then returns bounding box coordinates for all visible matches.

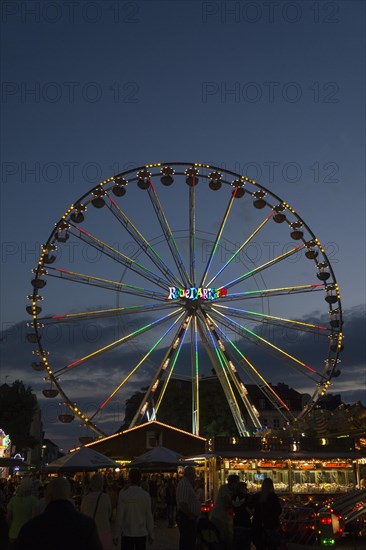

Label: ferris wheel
[27,162,343,438]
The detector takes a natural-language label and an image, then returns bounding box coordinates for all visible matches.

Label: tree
[0,380,38,451]
[119,378,238,436]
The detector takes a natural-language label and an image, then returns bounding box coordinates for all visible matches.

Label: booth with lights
[203,435,365,499]
[216,457,356,494]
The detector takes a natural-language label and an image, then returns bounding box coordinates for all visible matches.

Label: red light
[200,501,214,513]
[320,517,332,525]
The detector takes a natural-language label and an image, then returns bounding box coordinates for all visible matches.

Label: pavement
[150,519,179,550]
[149,521,365,550]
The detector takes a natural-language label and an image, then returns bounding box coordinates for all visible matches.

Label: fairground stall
[201,435,365,501]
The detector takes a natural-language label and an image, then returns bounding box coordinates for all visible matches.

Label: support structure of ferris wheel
[27,162,343,439]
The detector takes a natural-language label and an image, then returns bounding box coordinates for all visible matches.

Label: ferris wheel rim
[27,162,343,438]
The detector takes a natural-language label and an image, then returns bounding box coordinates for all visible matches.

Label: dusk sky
[1,0,365,451]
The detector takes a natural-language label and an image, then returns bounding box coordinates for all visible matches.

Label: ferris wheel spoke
[53,308,183,377]
[199,309,262,429]
[153,315,192,416]
[196,311,252,435]
[200,193,237,287]
[46,266,168,302]
[147,183,190,286]
[105,194,183,288]
[67,224,169,291]
[89,310,187,422]
[212,304,330,336]
[216,283,324,303]
[208,307,322,383]
[191,315,199,435]
[39,302,179,325]
[128,314,192,427]
[206,212,273,287]
[206,317,294,421]
[189,186,197,286]
[220,244,306,292]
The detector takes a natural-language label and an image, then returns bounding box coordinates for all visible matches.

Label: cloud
[1,304,364,449]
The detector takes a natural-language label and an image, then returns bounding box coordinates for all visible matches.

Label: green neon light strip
[148,183,190,286]
[200,193,236,287]
[221,283,323,298]
[208,309,320,385]
[94,310,186,414]
[204,313,267,424]
[45,303,177,323]
[211,307,317,374]
[108,195,166,263]
[129,313,191,427]
[207,213,272,287]
[54,308,183,377]
[189,185,197,286]
[107,194,182,288]
[194,316,199,434]
[213,323,290,412]
[71,225,169,290]
[214,304,329,331]
[220,244,305,291]
[205,322,240,406]
[155,316,191,411]
[47,266,167,299]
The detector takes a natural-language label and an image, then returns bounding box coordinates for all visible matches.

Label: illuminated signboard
[0,429,11,459]
[167,287,227,301]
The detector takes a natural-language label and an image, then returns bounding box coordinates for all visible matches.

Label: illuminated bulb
[228,361,236,372]
[217,340,226,351]
[137,169,152,189]
[240,383,248,395]
[185,167,199,186]
[160,166,175,186]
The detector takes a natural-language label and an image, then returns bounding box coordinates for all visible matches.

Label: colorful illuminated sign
[0,429,10,452]
[167,287,227,301]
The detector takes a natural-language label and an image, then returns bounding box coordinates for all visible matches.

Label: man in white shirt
[114,469,154,550]
[210,474,240,550]
[176,465,201,550]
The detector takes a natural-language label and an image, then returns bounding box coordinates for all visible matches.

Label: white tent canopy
[46,446,119,471]
[130,445,187,469]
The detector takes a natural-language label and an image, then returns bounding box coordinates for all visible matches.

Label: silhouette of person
[17,476,102,550]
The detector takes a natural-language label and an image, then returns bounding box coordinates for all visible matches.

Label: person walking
[114,468,154,550]
[252,478,282,550]
[232,481,253,550]
[17,476,102,550]
[176,465,201,550]
[165,476,177,528]
[148,474,158,520]
[210,474,239,550]
[7,477,39,547]
[81,473,113,550]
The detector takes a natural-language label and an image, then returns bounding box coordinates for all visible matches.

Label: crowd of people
[175,467,282,550]
[0,470,181,549]
[0,468,282,550]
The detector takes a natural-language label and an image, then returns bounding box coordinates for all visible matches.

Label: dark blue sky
[1,0,365,450]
